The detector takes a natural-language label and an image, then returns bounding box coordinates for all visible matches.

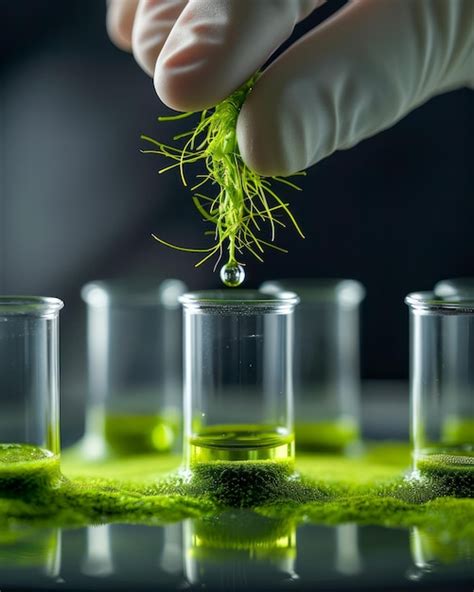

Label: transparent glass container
[0,296,63,493]
[81,278,186,459]
[406,292,473,495]
[180,290,299,490]
[260,279,365,452]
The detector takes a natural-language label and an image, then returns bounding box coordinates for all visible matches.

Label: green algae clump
[187,458,318,508]
[414,453,474,498]
[0,444,61,497]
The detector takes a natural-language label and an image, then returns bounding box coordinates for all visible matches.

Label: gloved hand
[107,0,473,176]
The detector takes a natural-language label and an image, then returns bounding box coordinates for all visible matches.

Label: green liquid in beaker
[416,450,474,497]
[0,444,61,495]
[189,424,294,462]
[104,413,180,456]
[442,417,474,447]
[294,419,359,453]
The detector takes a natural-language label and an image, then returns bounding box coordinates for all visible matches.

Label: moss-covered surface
[0,442,472,556]
[415,453,473,498]
[0,444,62,497]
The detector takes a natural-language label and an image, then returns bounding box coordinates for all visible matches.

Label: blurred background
[1,1,472,443]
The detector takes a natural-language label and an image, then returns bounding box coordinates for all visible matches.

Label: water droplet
[220,263,245,287]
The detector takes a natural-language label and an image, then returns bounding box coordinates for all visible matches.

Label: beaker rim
[260,278,365,305]
[81,278,187,308]
[180,290,300,312]
[405,291,474,313]
[0,296,64,317]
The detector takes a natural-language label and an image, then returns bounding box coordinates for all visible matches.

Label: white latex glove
[107,0,474,176]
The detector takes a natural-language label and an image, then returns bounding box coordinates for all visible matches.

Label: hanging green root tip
[142,72,304,283]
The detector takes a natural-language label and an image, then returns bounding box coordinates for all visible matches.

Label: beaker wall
[261,279,365,452]
[181,291,298,468]
[0,296,63,493]
[81,278,186,459]
[406,292,473,495]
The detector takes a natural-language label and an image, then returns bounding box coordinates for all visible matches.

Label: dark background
[1,1,472,438]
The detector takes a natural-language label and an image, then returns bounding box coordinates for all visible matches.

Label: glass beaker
[180,290,299,500]
[406,292,473,496]
[0,296,63,494]
[260,279,365,453]
[81,278,186,459]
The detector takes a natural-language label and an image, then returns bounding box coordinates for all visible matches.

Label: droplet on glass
[220,263,245,287]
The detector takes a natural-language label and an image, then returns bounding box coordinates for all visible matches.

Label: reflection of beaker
[261,280,365,453]
[184,511,297,589]
[410,526,473,578]
[0,297,63,494]
[181,291,299,505]
[406,292,474,496]
[335,524,362,576]
[0,526,61,584]
[81,278,186,459]
[80,523,182,586]
[81,525,113,577]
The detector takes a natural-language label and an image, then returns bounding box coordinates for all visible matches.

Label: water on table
[0,516,471,591]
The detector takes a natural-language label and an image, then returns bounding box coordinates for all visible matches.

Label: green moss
[186,458,322,508]
[295,419,360,453]
[0,443,472,546]
[415,453,474,498]
[0,444,61,497]
[104,413,180,456]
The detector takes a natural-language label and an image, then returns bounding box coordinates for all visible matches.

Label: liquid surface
[189,424,294,462]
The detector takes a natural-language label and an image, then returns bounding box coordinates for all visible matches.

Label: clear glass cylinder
[260,279,365,452]
[180,290,299,474]
[406,292,474,495]
[81,278,186,459]
[0,296,63,493]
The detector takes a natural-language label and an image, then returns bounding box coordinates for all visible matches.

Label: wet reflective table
[0,521,472,591]
[1,383,472,591]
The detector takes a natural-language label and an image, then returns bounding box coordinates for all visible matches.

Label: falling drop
[220,263,245,287]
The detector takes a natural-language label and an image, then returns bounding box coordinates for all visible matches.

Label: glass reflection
[80,523,184,584]
[183,511,297,590]
[0,525,61,584]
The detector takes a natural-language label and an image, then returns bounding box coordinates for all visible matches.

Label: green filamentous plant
[141,73,304,287]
